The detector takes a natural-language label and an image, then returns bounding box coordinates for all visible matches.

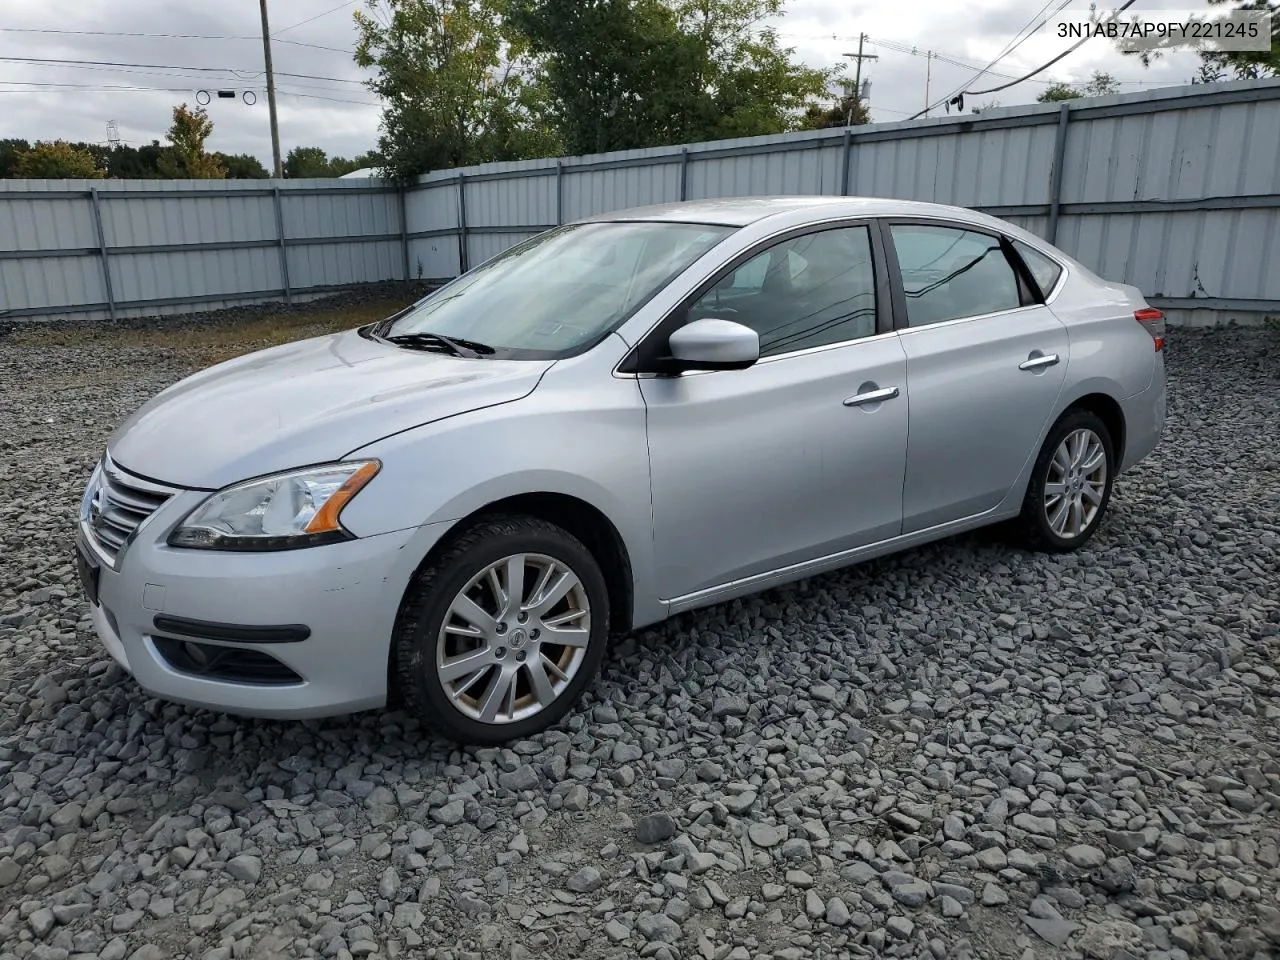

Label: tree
[799,90,870,129]
[512,0,832,154]
[285,146,333,178]
[1127,2,1278,81]
[0,138,31,177]
[1036,71,1120,102]
[156,104,226,179]
[329,151,384,176]
[10,140,105,178]
[216,153,270,178]
[1196,1,1279,79]
[102,142,165,178]
[355,0,561,180]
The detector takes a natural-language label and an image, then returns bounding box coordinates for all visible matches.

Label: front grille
[152,637,304,685]
[84,455,176,565]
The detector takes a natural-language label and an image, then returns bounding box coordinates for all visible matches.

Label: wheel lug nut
[530,629,540,640]
[517,612,528,623]
[495,647,506,659]
[496,623,507,634]
[516,651,526,663]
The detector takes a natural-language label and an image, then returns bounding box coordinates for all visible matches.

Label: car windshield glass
[382,221,734,358]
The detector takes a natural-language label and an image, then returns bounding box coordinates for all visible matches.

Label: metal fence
[0,179,406,322]
[4,77,1279,324]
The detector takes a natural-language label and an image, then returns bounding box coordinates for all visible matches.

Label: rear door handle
[1019,353,1060,371]
[844,386,900,407]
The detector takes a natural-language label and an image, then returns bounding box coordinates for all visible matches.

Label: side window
[689,225,878,357]
[889,224,1022,326]
[1012,239,1063,299]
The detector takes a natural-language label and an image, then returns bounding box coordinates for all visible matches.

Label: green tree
[156,104,226,179]
[1036,71,1120,102]
[512,0,832,154]
[285,146,333,178]
[216,153,270,178]
[329,151,384,176]
[103,142,165,178]
[799,88,870,129]
[355,0,561,180]
[1126,2,1278,80]
[0,138,32,177]
[1196,1,1279,79]
[1037,82,1081,102]
[11,140,105,178]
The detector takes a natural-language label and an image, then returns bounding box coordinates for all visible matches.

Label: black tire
[1016,409,1116,553]
[392,514,610,745]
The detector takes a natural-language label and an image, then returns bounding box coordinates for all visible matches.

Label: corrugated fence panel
[405,181,461,280]
[4,78,1280,322]
[563,162,679,220]
[288,241,400,290]
[689,144,844,198]
[467,173,555,229]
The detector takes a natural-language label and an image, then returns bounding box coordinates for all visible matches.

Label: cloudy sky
[0,1,1207,165]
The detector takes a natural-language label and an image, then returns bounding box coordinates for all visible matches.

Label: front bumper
[78,488,444,719]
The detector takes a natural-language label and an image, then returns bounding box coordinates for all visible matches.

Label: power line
[966,0,1142,97]
[273,0,359,36]
[0,27,350,52]
[0,55,366,85]
[920,0,1074,117]
[907,0,1139,119]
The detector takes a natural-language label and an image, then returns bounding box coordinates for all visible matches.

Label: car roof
[581,196,998,228]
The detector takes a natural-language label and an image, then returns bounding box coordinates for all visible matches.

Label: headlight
[168,461,380,551]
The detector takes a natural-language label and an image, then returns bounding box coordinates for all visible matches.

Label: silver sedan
[78,197,1166,744]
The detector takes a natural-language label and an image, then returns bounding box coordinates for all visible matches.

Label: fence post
[555,161,564,226]
[1047,102,1071,244]
[398,184,411,281]
[456,172,469,275]
[679,148,690,201]
[88,187,116,322]
[840,128,853,196]
[272,185,292,303]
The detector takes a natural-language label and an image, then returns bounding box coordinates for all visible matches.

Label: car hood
[108,327,552,489]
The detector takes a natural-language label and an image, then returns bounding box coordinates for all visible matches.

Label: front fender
[335,378,663,628]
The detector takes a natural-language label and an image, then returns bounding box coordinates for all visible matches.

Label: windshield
[381,220,734,358]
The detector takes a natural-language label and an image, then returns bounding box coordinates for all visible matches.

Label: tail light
[1134,307,1165,352]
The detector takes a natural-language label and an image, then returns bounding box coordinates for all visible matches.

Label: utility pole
[923,50,933,116]
[258,0,283,178]
[840,35,878,126]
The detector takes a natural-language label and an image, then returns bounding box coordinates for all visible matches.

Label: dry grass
[8,295,418,366]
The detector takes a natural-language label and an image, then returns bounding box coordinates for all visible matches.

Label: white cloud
[0,0,1212,165]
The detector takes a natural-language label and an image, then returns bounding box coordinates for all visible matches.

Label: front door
[637,223,910,601]
[886,221,1070,533]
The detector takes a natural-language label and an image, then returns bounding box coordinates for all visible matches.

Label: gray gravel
[2,323,1279,960]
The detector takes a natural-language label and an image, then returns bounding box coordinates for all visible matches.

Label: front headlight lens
[168,461,380,551]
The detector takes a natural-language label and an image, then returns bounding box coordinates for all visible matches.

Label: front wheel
[392,515,610,745]
[1017,410,1115,552]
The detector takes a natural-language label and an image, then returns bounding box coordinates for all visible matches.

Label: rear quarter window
[1013,240,1064,299]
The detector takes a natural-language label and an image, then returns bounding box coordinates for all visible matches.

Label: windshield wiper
[383,331,496,358]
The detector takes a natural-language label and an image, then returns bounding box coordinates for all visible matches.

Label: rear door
[883,220,1069,534]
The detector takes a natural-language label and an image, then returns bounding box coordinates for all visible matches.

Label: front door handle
[844,385,900,407]
[1019,353,1060,371]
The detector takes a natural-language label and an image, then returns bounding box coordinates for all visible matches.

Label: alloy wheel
[435,553,591,725]
[1043,427,1108,539]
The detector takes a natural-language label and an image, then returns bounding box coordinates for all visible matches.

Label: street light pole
[258,0,283,178]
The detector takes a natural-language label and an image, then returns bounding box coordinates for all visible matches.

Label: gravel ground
[1,320,1278,960]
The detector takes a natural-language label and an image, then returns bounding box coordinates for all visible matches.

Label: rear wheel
[392,515,610,745]
[1017,410,1115,552]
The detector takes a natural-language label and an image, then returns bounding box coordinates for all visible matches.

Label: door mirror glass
[667,318,760,370]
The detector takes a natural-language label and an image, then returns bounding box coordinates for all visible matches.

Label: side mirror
[666,318,760,371]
